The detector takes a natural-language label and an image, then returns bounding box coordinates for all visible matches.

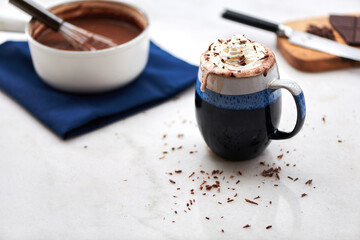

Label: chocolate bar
[330,15,360,46]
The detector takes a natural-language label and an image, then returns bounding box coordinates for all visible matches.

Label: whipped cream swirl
[206,34,268,71]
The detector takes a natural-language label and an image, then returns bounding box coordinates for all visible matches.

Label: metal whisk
[10,0,117,51]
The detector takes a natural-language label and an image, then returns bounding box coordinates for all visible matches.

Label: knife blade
[222,9,360,61]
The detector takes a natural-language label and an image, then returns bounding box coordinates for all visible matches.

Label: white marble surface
[1,0,360,239]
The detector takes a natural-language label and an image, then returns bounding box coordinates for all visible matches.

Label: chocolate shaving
[208,43,214,51]
[262,167,281,178]
[306,24,335,40]
[258,54,269,61]
[243,224,251,228]
[301,193,308,198]
[305,179,313,185]
[239,55,246,66]
[245,198,258,205]
[277,154,284,160]
[199,180,207,190]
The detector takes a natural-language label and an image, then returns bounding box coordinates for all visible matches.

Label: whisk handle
[9,0,63,31]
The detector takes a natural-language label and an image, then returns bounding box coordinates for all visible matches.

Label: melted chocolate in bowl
[29,1,148,51]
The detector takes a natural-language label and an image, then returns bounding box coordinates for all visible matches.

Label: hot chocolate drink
[35,17,143,51]
[29,1,147,51]
[195,34,305,161]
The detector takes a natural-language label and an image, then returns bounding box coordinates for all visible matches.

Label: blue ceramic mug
[195,61,305,161]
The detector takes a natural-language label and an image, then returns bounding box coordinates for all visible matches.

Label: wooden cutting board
[276,14,360,72]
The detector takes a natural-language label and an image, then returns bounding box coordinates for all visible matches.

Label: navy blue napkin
[0,41,198,139]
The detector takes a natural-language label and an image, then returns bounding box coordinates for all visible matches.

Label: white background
[0,0,360,239]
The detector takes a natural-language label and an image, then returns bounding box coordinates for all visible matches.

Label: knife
[222,9,360,61]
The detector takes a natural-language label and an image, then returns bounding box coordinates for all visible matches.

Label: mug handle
[268,79,306,140]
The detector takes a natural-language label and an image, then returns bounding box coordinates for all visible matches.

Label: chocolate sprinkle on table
[301,193,308,198]
[245,198,258,205]
[266,225,272,229]
[305,179,313,185]
[243,224,251,228]
[169,179,176,184]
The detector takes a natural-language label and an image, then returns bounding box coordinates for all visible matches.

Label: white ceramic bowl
[25,0,149,93]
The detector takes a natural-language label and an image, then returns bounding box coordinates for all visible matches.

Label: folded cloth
[0,41,198,139]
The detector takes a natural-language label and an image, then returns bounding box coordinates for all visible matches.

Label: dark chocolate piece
[306,24,335,40]
[330,15,360,46]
